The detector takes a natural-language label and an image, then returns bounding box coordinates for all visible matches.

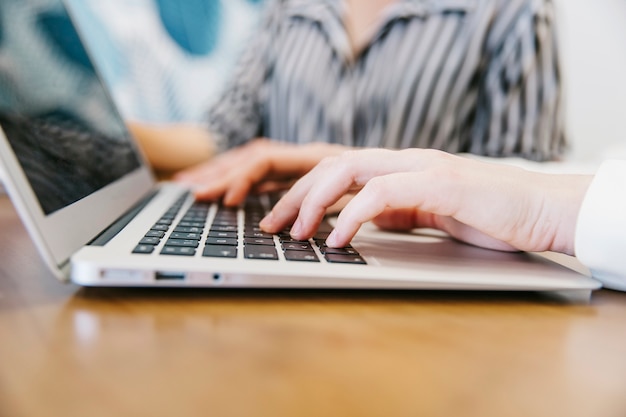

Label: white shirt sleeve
[575,159,626,291]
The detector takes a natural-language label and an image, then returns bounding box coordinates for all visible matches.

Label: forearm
[127,122,217,174]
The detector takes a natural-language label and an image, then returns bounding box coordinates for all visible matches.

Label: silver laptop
[0,0,601,298]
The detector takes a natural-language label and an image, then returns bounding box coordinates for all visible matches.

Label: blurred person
[258,149,626,291]
[132,0,566,205]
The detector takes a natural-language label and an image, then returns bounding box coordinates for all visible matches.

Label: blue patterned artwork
[0,0,123,134]
[156,0,222,56]
[37,12,92,71]
[65,0,265,123]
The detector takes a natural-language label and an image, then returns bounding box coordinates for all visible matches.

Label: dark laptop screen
[0,0,141,215]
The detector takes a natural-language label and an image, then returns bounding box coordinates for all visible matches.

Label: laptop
[0,0,602,298]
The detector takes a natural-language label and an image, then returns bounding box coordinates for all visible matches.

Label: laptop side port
[154,271,186,281]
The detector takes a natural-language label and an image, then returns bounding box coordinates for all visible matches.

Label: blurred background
[66,0,264,124]
[69,0,626,163]
[1,0,625,194]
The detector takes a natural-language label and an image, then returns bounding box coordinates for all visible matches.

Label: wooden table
[1,195,625,417]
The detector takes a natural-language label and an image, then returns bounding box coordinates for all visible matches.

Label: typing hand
[260,148,591,255]
[174,139,348,206]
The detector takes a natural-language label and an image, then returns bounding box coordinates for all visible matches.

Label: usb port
[155,271,186,281]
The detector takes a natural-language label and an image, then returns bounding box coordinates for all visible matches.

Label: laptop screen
[0,0,141,216]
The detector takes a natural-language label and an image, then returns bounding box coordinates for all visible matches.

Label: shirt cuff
[575,159,626,291]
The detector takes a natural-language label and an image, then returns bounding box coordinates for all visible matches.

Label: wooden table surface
[1,195,625,417]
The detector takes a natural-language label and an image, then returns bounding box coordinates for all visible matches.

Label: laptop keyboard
[132,193,366,264]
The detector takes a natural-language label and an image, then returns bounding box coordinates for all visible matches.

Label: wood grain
[1,196,625,417]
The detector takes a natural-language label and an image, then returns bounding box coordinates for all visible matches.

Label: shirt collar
[282,0,476,63]
[284,0,475,20]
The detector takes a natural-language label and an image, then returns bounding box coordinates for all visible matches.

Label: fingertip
[222,189,244,207]
[325,229,344,248]
[192,178,229,201]
[192,187,212,201]
[259,211,278,233]
[289,218,303,240]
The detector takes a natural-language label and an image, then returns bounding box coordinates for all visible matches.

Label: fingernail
[326,229,339,247]
[290,218,302,238]
[259,211,273,228]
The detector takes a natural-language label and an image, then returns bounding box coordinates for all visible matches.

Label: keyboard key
[284,250,320,262]
[208,231,237,239]
[165,239,199,248]
[132,244,155,254]
[170,232,201,240]
[181,216,206,223]
[279,236,308,244]
[151,224,169,231]
[173,226,203,233]
[244,237,274,246]
[282,241,314,251]
[139,236,161,245]
[320,245,360,255]
[177,221,205,228]
[324,253,366,264]
[214,213,238,222]
[244,231,274,239]
[212,218,237,226]
[211,225,237,232]
[244,245,278,260]
[205,237,237,246]
[145,230,165,238]
[203,245,237,258]
[161,246,196,256]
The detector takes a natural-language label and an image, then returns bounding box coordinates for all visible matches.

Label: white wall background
[556,0,626,162]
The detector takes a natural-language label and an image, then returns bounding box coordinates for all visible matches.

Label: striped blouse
[206,0,566,161]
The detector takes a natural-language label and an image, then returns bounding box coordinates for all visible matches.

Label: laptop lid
[0,0,155,279]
